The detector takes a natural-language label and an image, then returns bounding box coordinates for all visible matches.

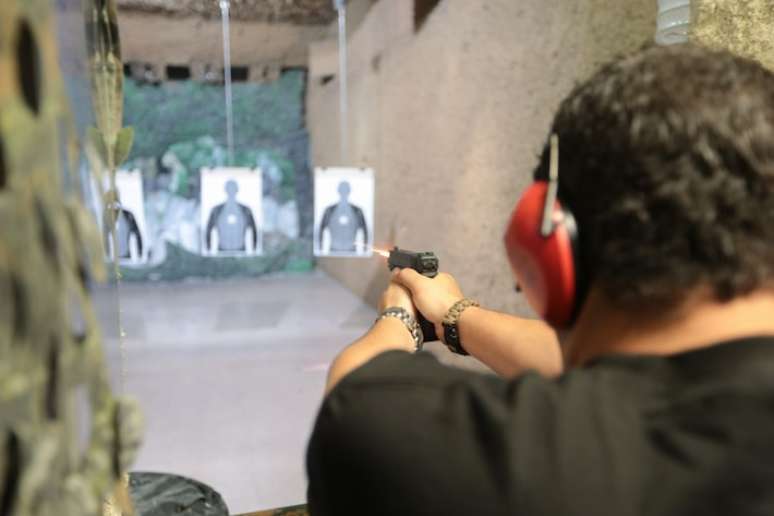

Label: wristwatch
[376,307,424,352]
[442,298,480,355]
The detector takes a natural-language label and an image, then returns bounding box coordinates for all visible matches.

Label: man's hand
[378,281,417,319]
[392,269,464,324]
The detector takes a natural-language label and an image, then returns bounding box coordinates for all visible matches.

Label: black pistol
[387,247,440,342]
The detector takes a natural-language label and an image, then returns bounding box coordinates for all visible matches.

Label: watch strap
[442,298,480,355]
[377,307,424,352]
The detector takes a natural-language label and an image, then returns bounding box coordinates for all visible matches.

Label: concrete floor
[99,271,379,514]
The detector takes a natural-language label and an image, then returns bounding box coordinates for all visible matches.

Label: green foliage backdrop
[119,70,314,280]
[124,70,306,160]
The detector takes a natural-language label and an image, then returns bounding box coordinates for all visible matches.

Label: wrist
[436,296,464,324]
[441,299,481,355]
[375,307,423,352]
[373,317,416,351]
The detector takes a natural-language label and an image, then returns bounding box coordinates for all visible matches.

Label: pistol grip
[418,314,438,343]
[417,270,438,342]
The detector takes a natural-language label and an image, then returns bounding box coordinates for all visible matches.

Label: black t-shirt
[306,336,774,515]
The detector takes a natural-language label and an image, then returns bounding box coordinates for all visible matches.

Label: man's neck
[564,287,774,366]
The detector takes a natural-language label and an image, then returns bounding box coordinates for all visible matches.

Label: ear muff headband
[503,135,580,327]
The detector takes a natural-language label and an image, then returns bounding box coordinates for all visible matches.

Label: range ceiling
[116,0,337,25]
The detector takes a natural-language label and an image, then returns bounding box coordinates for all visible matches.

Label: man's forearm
[326,318,416,393]
[458,307,563,377]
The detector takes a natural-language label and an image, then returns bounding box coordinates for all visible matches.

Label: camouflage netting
[692,0,774,71]
[0,1,142,515]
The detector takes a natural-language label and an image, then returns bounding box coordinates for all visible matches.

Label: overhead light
[656,0,691,45]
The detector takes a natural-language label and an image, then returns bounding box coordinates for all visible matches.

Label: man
[205,179,258,254]
[318,180,369,254]
[306,45,774,515]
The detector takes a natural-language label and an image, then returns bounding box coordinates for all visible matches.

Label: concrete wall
[118,12,329,71]
[693,0,774,70]
[308,0,657,314]
[117,0,377,76]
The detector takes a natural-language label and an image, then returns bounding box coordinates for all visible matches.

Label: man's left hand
[378,281,417,319]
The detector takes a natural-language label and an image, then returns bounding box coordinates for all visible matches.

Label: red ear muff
[504,181,579,327]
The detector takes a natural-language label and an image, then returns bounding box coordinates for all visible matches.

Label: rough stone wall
[693,0,774,70]
[117,0,337,25]
[308,0,656,314]
[117,12,328,72]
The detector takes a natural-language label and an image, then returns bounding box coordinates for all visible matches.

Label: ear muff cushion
[504,182,578,327]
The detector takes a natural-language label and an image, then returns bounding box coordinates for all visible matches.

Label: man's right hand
[394,268,562,377]
[392,269,465,325]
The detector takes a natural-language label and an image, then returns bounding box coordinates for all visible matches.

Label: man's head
[225,179,239,200]
[536,44,774,313]
[338,181,351,201]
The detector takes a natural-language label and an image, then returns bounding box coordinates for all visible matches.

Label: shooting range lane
[95,271,377,513]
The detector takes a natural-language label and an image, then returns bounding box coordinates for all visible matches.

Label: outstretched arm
[326,281,417,393]
[393,269,563,378]
[325,271,562,395]
[454,305,562,377]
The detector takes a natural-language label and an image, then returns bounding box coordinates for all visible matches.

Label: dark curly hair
[536,44,774,308]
